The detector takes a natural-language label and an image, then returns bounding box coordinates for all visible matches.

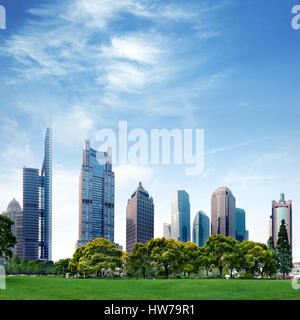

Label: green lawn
[0,276,300,300]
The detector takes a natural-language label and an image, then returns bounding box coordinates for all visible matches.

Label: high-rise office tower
[1,198,23,257]
[21,125,52,261]
[77,140,115,248]
[23,167,40,261]
[40,127,52,260]
[163,223,171,239]
[126,182,154,254]
[270,193,292,251]
[235,208,246,242]
[211,186,236,239]
[192,210,210,247]
[171,190,190,242]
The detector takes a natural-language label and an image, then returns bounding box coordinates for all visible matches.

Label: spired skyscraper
[192,210,210,247]
[22,125,52,261]
[77,140,115,248]
[211,186,236,239]
[270,193,292,251]
[126,182,154,254]
[171,190,190,242]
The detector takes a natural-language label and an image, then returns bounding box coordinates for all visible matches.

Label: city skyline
[0,0,299,262]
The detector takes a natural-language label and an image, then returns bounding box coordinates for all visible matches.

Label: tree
[180,241,200,277]
[263,249,278,278]
[127,243,150,279]
[147,238,179,279]
[276,220,293,278]
[197,246,211,277]
[205,234,235,277]
[55,258,71,275]
[0,215,17,259]
[267,236,275,250]
[71,238,123,277]
[223,240,241,278]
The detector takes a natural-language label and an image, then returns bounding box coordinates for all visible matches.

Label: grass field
[0,276,300,300]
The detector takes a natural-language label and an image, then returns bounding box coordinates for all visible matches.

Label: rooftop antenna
[48,113,52,129]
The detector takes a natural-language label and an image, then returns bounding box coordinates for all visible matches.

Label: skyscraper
[235,208,246,242]
[40,127,52,260]
[171,190,190,242]
[163,223,171,239]
[77,140,115,248]
[270,193,292,251]
[126,182,154,254]
[23,167,40,261]
[211,186,236,239]
[1,198,23,257]
[192,210,210,247]
[21,125,52,261]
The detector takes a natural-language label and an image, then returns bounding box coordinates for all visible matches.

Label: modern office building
[77,140,115,248]
[21,125,52,261]
[1,198,23,257]
[126,182,154,254]
[192,210,210,247]
[245,229,249,240]
[235,208,246,242]
[211,186,236,239]
[163,223,171,239]
[171,190,190,242]
[270,193,292,251]
[23,167,40,261]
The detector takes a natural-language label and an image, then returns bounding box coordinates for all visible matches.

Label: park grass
[0,276,300,300]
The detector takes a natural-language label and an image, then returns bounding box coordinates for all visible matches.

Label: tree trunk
[165,265,169,279]
[219,267,223,277]
[230,269,233,278]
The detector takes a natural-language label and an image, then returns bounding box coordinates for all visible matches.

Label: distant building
[192,210,210,247]
[163,223,171,239]
[126,182,154,254]
[270,193,292,251]
[211,186,236,239]
[235,208,246,242]
[77,140,115,248]
[1,198,23,257]
[171,190,190,242]
[245,229,249,240]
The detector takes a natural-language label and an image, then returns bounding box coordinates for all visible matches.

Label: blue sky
[0,0,299,262]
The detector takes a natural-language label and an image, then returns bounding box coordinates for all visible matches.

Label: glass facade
[40,127,52,260]
[77,140,115,247]
[23,167,40,261]
[235,208,246,242]
[171,190,190,242]
[163,223,171,239]
[126,182,154,254]
[192,210,210,247]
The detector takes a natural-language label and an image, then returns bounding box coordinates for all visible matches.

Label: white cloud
[225,171,280,185]
[53,107,95,147]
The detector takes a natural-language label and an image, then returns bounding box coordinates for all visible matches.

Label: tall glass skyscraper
[22,125,52,261]
[23,167,40,261]
[126,182,154,254]
[235,208,246,242]
[77,140,115,248]
[171,190,190,242]
[40,127,52,260]
[211,186,236,239]
[163,223,171,239]
[192,210,210,247]
[270,193,292,251]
